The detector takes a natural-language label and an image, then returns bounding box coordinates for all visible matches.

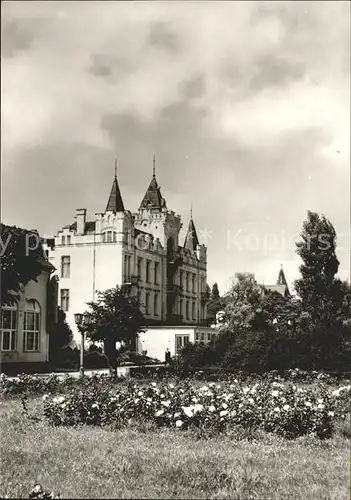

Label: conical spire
[139,154,167,211]
[184,207,199,251]
[277,265,287,286]
[105,159,125,213]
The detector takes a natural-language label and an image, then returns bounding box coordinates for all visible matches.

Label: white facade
[0,265,54,368]
[137,326,217,361]
[43,169,208,342]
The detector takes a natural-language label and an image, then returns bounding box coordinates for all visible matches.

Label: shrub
[41,378,350,439]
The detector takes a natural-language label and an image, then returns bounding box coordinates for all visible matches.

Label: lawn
[0,397,349,499]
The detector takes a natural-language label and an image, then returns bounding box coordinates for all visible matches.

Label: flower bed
[41,378,350,439]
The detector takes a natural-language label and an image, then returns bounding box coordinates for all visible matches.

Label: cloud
[1,0,349,291]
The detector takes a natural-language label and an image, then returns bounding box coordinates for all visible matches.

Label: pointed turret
[277,265,288,286]
[105,159,125,213]
[139,154,167,211]
[184,206,199,251]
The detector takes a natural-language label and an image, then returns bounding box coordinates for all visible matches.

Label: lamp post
[74,312,92,378]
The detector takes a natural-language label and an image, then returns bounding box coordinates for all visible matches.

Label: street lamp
[74,312,92,378]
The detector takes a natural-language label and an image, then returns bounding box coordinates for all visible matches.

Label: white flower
[168,383,175,389]
[271,391,279,397]
[194,404,203,413]
[328,411,334,417]
[183,406,193,418]
[220,410,228,417]
[305,401,312,407]
[283,404,290,411]
[92,403,99,409]
[138,391,144,396]
[208,405,216,413]
[147,397,152,402]
[155,409,164,417]
[216,384,221,389]
[222,403,228,409]
[161,400,171,407]
[134,398,140,404]
[242,387,250,394]
[42,395,49,401]
[200,385,209,391]
[317,404,325,409]
[174,412,180,418]
[175,420,183,427]
[160,394,165,399]
[317,398,324,404]
[152,382,157,387]
[274,407,280,412]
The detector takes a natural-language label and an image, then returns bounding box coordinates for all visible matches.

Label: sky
[1,1,350,294]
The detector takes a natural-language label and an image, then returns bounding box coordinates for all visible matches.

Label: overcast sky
[1,1,350,293]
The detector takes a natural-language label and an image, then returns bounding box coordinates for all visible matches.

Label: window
[207,333,212,342]
[154,292,159,316]
[179,270,183,288]
[154,262,159,284]
[146,260,151,283]
[179,298,183,317]
[61,256,70,278]
[195,332,199,341]
[23,300,40,352]
[175,334,190,354]
[67,235,71,245]
[137,290,142,306]
[201,276,205,292]
[192,300,196,320]
[192,274,196,293]
[145,292,150,315]
[128,256,131,276]
[137,258,143,280]
[201,332,205,341]
[103,231,117,243]
[61,289,70,312]
[186,300,189,320]
[186,272,189,292]
[62,235,66,245]
[124,255,128,278]
[1,306,17,351]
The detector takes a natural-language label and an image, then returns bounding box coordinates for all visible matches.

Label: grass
[0,398,349,499]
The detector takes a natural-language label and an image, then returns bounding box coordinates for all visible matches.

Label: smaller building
[137,326,217,361]
[0,234,57,374]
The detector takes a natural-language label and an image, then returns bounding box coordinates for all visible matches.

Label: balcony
[123,274,139,286]
[166,284,182,295]
[168,255,183,269]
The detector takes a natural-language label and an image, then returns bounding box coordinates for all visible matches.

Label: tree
[1,224,47,305]
[294,211,340,326]
[81,286,145,377]
[224,273,263,331]
[294,211,351,371]
[207,283,224,325]
[48,307,74,364]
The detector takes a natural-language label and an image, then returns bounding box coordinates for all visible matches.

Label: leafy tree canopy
[1,224,48,305]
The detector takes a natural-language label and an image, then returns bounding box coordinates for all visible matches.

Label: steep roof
[69,221,96,233]
[277,267,288,286]
[184,217,199,252]
[139,175,167,211]
[265,284,289,297]
[106,174,125,213]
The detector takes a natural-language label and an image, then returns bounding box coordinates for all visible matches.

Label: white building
[1,234,57,373]
[43,163,208,342]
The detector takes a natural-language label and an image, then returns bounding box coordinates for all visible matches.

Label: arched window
[1,304,18,352]
[23,300,41,352]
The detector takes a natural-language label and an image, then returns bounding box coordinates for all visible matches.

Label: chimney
[76,208,86,235]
